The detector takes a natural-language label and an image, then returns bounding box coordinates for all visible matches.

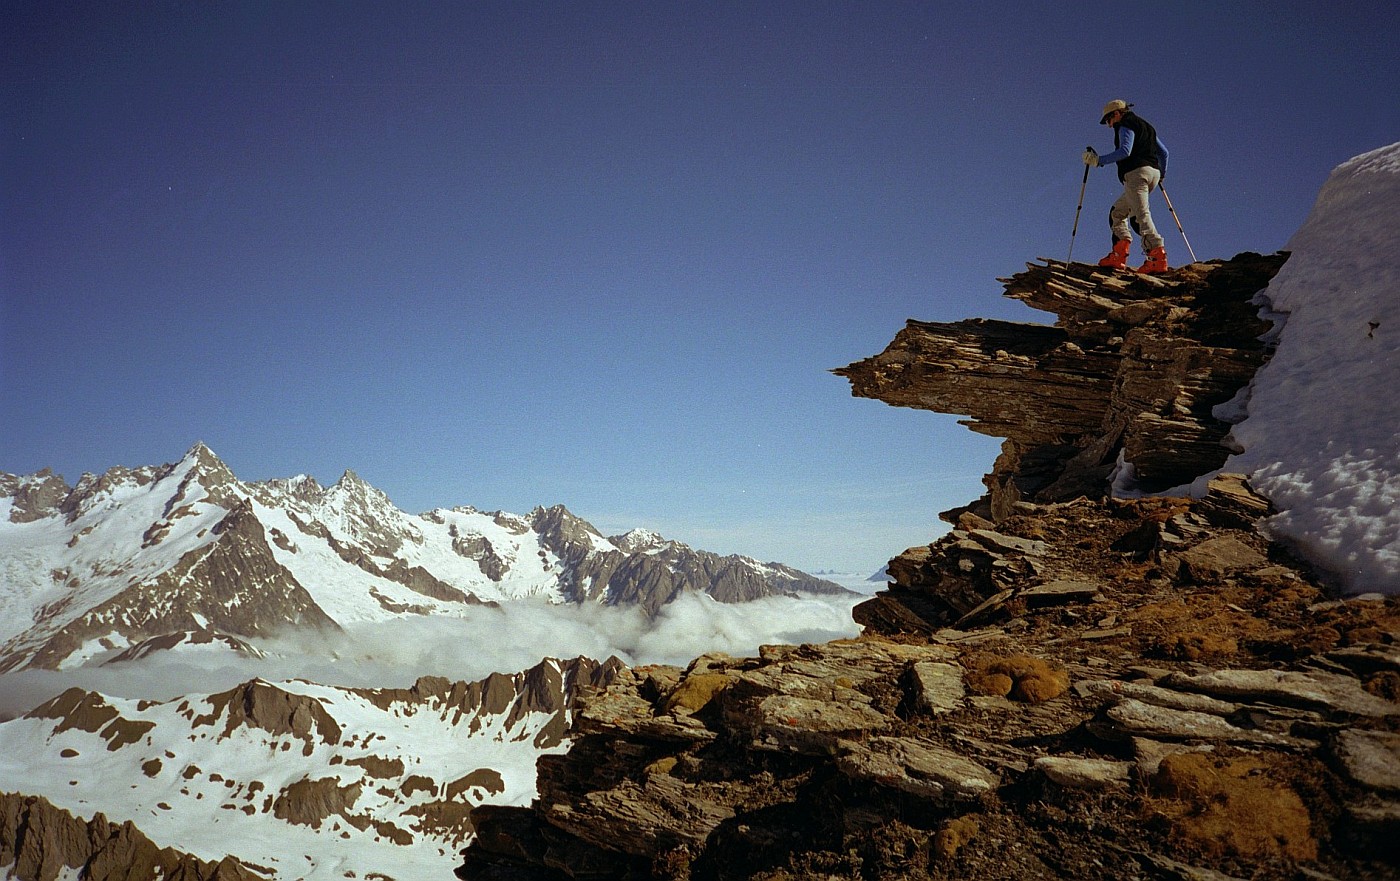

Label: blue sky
[3,1,1397,574]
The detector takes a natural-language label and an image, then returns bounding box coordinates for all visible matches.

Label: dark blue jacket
[1098,111,1168,182]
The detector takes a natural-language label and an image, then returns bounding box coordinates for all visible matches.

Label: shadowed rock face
[5,500,341,673]
[460,255,1398,881]
[0,791,263,881]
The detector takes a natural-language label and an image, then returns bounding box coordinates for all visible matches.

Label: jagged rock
[1,469,71,523]
[197,679,343,752]
[26,688,156,751]
[836,253,1286,514]
[271,776,362,828]
[541,773,736,857]
[461,250,1397,881]
[0,791,263,881]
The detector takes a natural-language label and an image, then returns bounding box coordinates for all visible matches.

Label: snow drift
[1227,142,1400,593]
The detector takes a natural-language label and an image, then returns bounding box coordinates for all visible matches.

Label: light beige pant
[1109,165,1164,252]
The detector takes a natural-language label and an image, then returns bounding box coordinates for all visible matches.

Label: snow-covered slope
[0,444,849,671]
[0,656,620,880]
[1225,142,1400,593]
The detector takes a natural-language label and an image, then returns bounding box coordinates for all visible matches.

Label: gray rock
[1102,698,1304,745]
[1077,678,1240,716]
[744,693,888,754]
[1034,756,1131,789]
[1163,668,1399,718]
[837,736,997,800]
[1333,729,1400,792]
[905,660,966,715]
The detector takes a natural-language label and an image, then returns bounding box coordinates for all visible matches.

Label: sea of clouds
[0,589,868,719]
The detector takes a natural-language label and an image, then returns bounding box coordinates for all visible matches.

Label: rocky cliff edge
[459,255,1399,881]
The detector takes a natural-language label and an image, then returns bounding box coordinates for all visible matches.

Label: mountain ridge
[0,445,849,672]
[0,654,623,879]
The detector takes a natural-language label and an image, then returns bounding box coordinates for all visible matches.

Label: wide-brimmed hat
[1100,99,1133,124]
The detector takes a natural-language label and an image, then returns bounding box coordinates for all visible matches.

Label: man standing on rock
[1084,99,1170,274]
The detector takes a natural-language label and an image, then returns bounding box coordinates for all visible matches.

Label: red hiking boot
[1137,247,1168,274]
[1098,239,1130,269]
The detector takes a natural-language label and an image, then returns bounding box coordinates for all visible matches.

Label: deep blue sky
[4,1,1397,573]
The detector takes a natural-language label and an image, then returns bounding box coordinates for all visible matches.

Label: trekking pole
[1068,150,1091,262]
[1159,184,1198,263]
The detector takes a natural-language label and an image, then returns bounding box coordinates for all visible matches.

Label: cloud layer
[0,591,866,718]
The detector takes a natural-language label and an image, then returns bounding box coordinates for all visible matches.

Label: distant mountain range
[0,443,849,673]
[0,655,621,879]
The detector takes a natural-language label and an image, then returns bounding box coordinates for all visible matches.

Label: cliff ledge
[460,256,1399,881]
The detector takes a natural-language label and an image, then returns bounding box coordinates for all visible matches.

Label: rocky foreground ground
[460,256,1399,881]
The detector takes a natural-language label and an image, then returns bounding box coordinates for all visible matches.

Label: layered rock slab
[835,253,1286,517]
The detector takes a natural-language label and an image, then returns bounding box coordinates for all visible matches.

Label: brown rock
[1175,535,1268,582]
[837,254,1285,514]
[0,791,261,881]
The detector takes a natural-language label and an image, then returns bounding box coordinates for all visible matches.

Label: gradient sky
[3,1,1397,574]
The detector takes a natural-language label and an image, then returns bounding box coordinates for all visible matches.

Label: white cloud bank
[0,590,864,718]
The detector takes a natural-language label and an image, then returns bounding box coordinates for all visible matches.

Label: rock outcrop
[460,256,1399,881]
[835,254,1286,517]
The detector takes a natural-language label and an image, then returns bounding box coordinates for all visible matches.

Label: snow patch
[1226,141,1400,593]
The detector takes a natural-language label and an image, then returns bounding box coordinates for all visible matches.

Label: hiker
[1082,99,1170,274]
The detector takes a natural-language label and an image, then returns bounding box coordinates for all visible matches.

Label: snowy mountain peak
[326,468,395,511]
[610,527,670,553]
[253,473,326,505]
[0,447,849,671]
[529,504,610,562]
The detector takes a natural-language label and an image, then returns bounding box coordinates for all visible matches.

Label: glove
[1082,147,1098,167]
